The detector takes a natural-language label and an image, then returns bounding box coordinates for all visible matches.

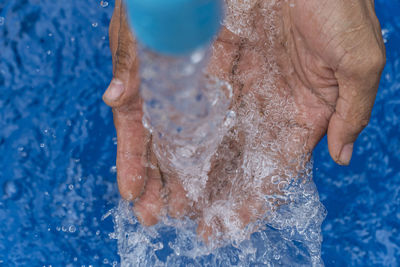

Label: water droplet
[100,1,109,7]
[40,143,45,148]
[92,22,98,28]
[271,175,280,184]
[68,184,74,190]
[69,225,76,233]
[382,28,389,43]
[224,110,236,128]
[110,166,117,173]
[46,50,52,55]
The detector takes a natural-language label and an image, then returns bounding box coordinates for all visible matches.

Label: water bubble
[46,50,52,55]
[69,225,76,233]
[40,143,45,148]
[0,17,4,26]
[92,22,98,28]
[271,175,280,184]
[100,1,109,7]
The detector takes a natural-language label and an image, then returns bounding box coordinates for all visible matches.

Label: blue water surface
[0,0,399,266]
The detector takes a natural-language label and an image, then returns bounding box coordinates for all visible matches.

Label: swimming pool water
[0,0,399,266]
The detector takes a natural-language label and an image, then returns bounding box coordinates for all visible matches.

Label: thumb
[327,52,385,165]
[103,0,140,109]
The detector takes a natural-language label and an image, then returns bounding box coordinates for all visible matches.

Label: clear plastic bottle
[127,0,235,199]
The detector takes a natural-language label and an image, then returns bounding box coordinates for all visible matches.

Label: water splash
[111,0,327,265]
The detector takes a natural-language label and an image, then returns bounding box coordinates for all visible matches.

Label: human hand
[194,0,385,240]
[103,0,385,242]
[280,0,386,165]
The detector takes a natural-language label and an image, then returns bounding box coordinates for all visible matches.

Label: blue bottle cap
[126,0,223,56]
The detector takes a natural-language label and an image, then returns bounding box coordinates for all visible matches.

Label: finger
[103,0,139,109]
[327,47,385,165]
[103,1,146,200]
[134,153,165,226]
[165,174,191,219]
[113,104,148,200]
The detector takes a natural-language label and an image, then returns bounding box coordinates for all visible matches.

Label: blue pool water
[0,0,399,266]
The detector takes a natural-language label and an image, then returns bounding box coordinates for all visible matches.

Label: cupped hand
[280,0,386,165]
[103,0,385,241]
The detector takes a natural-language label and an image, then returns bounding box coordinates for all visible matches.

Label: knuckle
[342,44,385,77]
[367,47,386,72]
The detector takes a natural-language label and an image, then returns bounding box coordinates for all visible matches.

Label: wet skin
[103,0,385,241]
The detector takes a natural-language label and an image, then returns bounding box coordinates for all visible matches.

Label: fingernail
[104,79,124,101]
[339,143,354,165]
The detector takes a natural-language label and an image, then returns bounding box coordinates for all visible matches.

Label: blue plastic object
[126,0,223,55]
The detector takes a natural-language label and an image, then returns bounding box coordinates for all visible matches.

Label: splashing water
[110,176,325,266]
[110,0,327,266]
